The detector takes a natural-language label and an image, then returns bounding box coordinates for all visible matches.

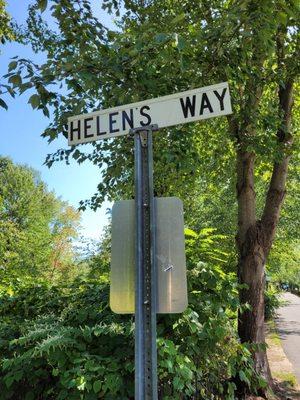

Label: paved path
[276,292,300,383]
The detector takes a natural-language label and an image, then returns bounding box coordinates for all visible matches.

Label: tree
[48,203,81,282]
[2,0,300,394]
[0,157,81,285]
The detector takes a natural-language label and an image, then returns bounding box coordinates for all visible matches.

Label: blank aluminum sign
[68,82,232,145]
[110,197,187,314]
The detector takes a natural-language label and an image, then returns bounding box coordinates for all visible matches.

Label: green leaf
[155,33,170,44]
[0,98,8,110]
[43,107,50,118]
[166,359,173,371]
[93,380,102,393]
[177,36,187,51]
[19,82,33,95]
[257,376,268,388]
[65,63,73,71]
[8,74,22,87]
[184,228,197,238]
[7,87,15,98]
[28,94,40,109]
[171,13,186,24]
[38,0,48,13]
[239,370,250,385]
[14,370,23,382]
[8,61,17,72]
[73,149,81,160]
[278,11,288,25]
[4,375,14,388]
[173,376,184,391]
[25,392,35,400]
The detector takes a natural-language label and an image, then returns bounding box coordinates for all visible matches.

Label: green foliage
[0,1,14,44]
[264,285,282,321]
[1,0,299,396]
[185,227,231,266]
[267,239,300,292]
[0,279,133,400]
[0,157,81,287]
[2,0,298,211]
[0,229,265,399]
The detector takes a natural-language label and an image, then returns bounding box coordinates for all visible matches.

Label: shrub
[264,286,282,321]
[0,269,263,399]
[0,228,265,399]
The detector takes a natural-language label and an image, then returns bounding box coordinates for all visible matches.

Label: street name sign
[68,82,232,145]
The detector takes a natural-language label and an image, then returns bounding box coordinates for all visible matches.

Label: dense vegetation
[0,171,265,399]
[0,0,299,398]
[0,157,297,399]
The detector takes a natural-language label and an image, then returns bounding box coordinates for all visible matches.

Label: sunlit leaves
[0,0,15,44]
[28,93,40,109]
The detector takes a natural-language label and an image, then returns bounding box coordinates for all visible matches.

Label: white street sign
[68,81,232,145]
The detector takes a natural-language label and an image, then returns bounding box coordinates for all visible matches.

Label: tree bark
[235,149,273,392]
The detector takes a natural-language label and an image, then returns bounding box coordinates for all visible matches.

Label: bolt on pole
[132,124,158,400]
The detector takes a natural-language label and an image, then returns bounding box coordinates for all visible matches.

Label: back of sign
[110,197,187,314]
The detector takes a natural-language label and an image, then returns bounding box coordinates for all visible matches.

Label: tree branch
[261,79,294,255]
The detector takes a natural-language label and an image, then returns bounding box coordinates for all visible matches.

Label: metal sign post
[132,124,158,400]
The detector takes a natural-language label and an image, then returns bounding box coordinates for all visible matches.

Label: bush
[0,228,265,399]
[264,286,282,321]
[0,269,264,399]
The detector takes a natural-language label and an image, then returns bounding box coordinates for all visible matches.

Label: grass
[266,320,281,346]
[272,372,297,388]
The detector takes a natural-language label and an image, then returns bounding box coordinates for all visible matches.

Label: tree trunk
[235,77,294,395]
[237,223,272,386]
[235,149,273,393]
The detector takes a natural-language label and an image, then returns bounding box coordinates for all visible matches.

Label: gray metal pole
[133,124,158,400]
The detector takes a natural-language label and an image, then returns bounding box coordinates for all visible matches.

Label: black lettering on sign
[70,120,81,141]
[122,109,134,130]
[199,93,213,115]
[140,105,152,126]
[84,117,93,138]
[180,95,196,118]
[213,88,227,111]
[109,112,120,134]
[96,116,107,136]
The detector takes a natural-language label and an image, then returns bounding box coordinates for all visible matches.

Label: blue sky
[0,1,115,240]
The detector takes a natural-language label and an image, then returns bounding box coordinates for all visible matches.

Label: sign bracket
[130,124,158,147]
